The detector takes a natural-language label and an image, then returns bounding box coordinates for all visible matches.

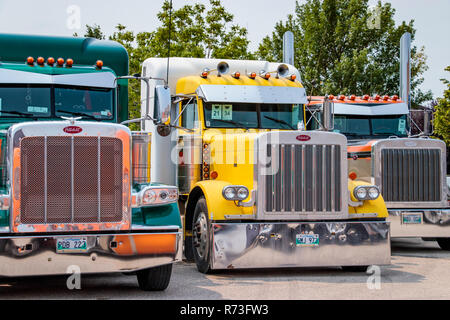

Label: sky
[0,0,448,101]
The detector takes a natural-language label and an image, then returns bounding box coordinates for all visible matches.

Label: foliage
[256,0,433,106]
[77,0,252,128]
[433,66,450,145]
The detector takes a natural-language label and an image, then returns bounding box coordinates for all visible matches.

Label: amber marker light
[328,94,335,100]
[290,74,296,81]
[66,58,74,67]
[57,58,64,67]
[37,57,45,65]
[349,172,357,180]
[232,71,240,79]
[47,57,55,66]
[248,72,257,79]
[349,95,356,101]
[373,94,381,101]
[263,73,271,79]
[26,56,34,65]
[362,94,370,100]
[338,95,345,101]
[96,60,103,69]
[383,95,389,101]
[201,71,208,78]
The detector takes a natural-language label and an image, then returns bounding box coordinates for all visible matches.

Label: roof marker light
[349,95,356,101]
[362,94,370,100]
[47,57,55,66]
[338,95,345,100]
[328,94,335,100]
[391,95,399,101]
[57,58,64,67]
[289,74,296,81]
[66,58,73,67]
[248,72,257,79]
[37,57,45,66]
[26,57,34,65]
[383,95,389,101]
[96,60,103,69]
[232,71,240,79]
[373,94,381,101]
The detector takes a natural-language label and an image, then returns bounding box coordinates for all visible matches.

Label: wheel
[192,197,212,274]
[342,266,368,272]
[436,238,450,250]
[136,264,173,291]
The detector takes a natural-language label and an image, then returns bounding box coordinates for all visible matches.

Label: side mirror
[155,85,172,125]
[321,96,334,131]
[423,109,433,136]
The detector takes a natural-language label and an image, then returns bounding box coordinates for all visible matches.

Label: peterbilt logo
[296,135,311,141]
[63,126,83,134]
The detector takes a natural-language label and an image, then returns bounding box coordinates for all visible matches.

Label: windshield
[332,114,409,138]
[55,86,113,120]
[0,85,51,117]
[204,102,303,130]
[0,85,114,120]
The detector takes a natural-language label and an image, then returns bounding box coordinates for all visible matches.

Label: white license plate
[56,237,88,253]
[296,234,319,246]
[402,212,423,224]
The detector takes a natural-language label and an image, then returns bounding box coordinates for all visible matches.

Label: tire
[342,266,369,272]
[137,264,173,291]
[192,197,212,274]
[436,238,450,251]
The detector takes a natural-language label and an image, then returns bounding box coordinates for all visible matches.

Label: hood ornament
[60,116,82,125]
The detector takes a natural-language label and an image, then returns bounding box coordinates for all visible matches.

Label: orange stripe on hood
[347,140,377,153]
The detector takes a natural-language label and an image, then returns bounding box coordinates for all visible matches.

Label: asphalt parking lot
[0,238,448,300]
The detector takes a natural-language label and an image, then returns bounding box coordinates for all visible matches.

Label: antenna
[166,0,173,88]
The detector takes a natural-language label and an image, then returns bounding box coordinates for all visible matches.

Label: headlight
[136,186,178,207]
[223,185,249,201]
[353,185,380,201]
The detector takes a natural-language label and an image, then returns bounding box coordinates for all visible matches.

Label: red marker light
[349,172,357,180]
[391,95,399,101]
[349,95,356,101]
[210,171,218,180]
[383,95,389,101]
[373,94,381,101]
[232,71,240,79]
[338,95,345,101]
[249,72,256,79]
[362,94,370,100]
[47,57,55,66]
[27,57,34,65]
[263,73,271,79]
[328,95,335,100]
[201,71,208,78]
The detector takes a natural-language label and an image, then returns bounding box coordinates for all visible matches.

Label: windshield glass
[0,85,51,117]
[333,114,409,138]
[55,86,113,120]
[204,102,303,129]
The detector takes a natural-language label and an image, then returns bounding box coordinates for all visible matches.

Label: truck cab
[139,57,391,273]
[0,34,182,290]
[307,94,449,250]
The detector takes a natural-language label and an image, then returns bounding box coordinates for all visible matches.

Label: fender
[348,179,389,218]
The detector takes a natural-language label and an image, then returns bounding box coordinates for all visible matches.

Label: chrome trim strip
[71,135,74,223]
[97,136,101,223]
[44,136,48,224]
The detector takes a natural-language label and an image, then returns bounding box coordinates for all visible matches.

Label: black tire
[192,197,212,274]
[184,235,195,262]
[137,264,173,291]
[342,266,369,272]
[436,238,450,251]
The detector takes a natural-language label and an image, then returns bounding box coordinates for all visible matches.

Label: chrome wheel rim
[193,211,209,259]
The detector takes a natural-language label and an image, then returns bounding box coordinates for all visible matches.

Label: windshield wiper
[0,110,38,119]
[57,110,99,121]
[263,115,295,130]
[213,119,249,130]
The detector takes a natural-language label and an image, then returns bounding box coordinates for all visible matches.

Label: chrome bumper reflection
[388,209,450,238]
[0,229,181,277]
[211,221,390,269]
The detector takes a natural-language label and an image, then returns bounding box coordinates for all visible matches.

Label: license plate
[56,237,88,253]
[402,212,423,224]
[296,234,319,247]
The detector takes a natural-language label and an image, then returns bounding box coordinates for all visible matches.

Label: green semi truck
[0,33,182,290]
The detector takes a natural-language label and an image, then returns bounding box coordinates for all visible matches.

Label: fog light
[237,187,249,200]
[222,185,249,201]
[142,189,157,204]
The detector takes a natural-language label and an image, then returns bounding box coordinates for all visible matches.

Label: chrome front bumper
[210,220,390,269]
[388,209,450,238]
[0,227,182,277]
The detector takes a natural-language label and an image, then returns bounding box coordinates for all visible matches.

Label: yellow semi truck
[137,57,391,273]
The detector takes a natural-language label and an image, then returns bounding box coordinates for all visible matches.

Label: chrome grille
[381,148,441,202]
[264,144,342,213]
[20,136,123,224]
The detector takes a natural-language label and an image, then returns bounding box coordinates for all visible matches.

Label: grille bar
[381,148,441,202]
[20,136,123,225]
[265,144,341,213]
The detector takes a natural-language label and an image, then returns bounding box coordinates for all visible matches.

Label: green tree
[74,24,106,40]
[433,66,450,145]
[256,0,432,106]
